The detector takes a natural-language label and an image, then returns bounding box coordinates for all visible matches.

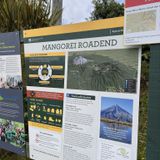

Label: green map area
[67,49,138,93]
[126,10,156,34]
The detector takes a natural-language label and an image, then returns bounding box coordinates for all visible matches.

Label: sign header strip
[23,17,124,38]
[125,0,160,8]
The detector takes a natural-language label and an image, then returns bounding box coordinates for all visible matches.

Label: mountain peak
[101,104,132,123]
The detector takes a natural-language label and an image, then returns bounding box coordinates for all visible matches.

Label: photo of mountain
[100,97,133,144]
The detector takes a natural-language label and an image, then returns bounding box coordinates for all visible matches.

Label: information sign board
[23,17,141,160]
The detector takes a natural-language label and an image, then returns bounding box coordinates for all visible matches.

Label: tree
[90,0,124,20]
[0,0,62,32]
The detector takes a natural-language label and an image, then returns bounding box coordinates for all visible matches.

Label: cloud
[62,0,94,24]
[62,0,124,24]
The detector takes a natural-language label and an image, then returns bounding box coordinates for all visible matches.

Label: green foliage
[91,62,127,91]
[90,0,124,20]
[0,0,62,32]
[137,47,149,160]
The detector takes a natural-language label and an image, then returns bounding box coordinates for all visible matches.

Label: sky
[62,0,94,24]
[101,97,133,114]
[62,0,124,24]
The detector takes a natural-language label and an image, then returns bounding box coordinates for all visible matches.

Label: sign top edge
[23,17,124,38]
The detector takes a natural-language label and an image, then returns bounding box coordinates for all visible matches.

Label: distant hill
[101,104,132,123]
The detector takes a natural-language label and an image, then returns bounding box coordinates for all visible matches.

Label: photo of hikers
[0,119,25,148]
[0,75,22,90]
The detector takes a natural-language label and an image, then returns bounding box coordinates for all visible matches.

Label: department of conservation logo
[38,64,52,81]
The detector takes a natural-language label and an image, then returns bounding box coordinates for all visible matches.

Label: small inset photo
[100,97,133,144]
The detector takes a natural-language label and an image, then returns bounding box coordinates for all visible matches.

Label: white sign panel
[24,18,141,160]
[124,0,160,45]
